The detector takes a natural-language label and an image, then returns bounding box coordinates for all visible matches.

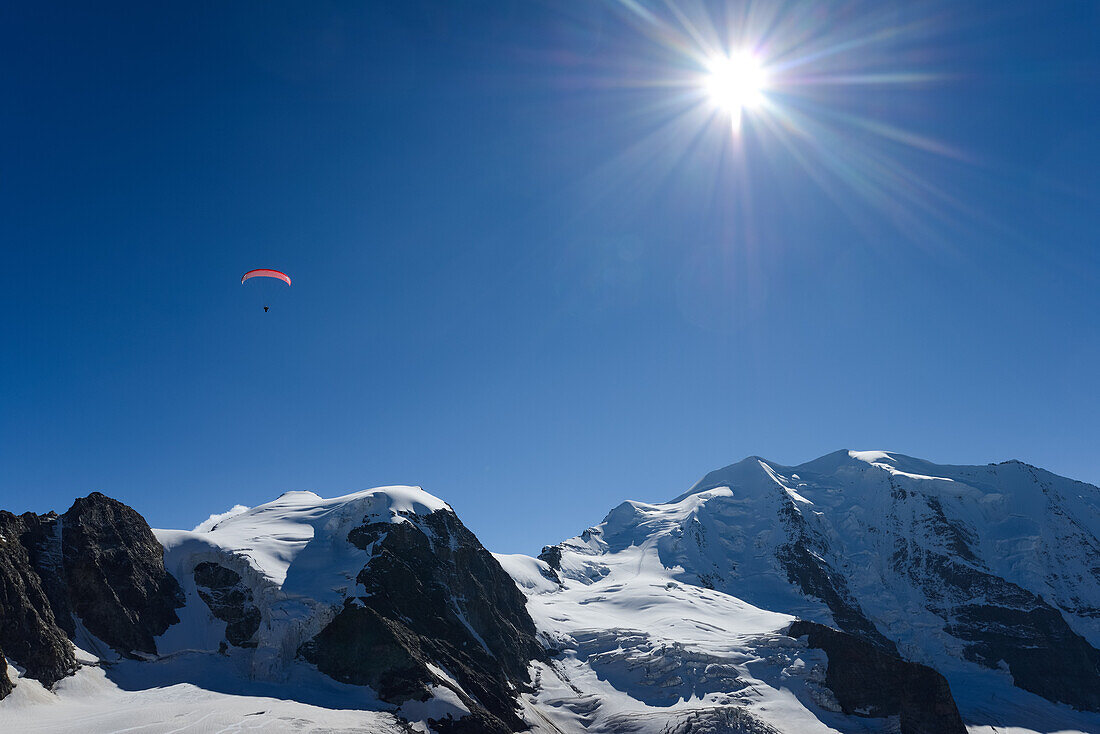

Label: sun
[704,52,768,126]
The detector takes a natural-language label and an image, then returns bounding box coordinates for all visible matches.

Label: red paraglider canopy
[241,269,291,286]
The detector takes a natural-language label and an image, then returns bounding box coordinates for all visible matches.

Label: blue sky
[2,1,1098,553]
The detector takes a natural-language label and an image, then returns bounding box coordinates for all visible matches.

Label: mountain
[1,486,543,733]
[157,486,546,734]
[524,450,1100,732]
[1,450,1099,734]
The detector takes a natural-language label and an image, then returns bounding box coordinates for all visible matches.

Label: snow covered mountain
[1,487,543,733]
[522,450,1100,733]
[2,450,1099,734]
[155,485,545,733]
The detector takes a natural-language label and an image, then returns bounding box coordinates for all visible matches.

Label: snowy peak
[159,485,451,591]
[537,449,1100,724]
[681,449,955,503]
[204,485,453,536]
[675,453,782,501]
[1,486,542,733]
[678,449,1100,542]
[156,484,540,732]
[575,487,735,555]
[522,451,975,733]
[847,449,949,475]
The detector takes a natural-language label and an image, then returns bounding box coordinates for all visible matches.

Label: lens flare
[585,0,972,250]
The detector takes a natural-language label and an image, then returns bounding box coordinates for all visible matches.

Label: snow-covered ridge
[152,485,453,679]
[157,485,450,588]
[685,449,1100,628]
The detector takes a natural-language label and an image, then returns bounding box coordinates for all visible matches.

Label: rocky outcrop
[0,493,184,695]
[0,512,77,691]
[193,562,260,647]
[787,620,965,734]
[18,512,75,640]
[60,493,184,657]
[301,507,546,733]
[538,544,563,570]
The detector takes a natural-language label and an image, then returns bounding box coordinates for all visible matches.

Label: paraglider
[242,269,290,312]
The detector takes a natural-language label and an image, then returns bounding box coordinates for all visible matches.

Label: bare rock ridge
[0,493,183,693]
[775,500,898,653]
[60,493,185,656]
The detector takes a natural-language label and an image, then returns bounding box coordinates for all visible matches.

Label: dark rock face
[538,544,563,570]
[0,512,77,692]
[787,620,966,734]
[60,493,184,656]
[536,545,564,584]
[193,562,260,647]
[0,493,185,697]
[303,605,427,699]
[19,512,76,640]
[302,508,546,733]
[947,600,1100,711]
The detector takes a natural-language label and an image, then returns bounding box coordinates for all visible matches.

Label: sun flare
[610,0,957,238]
[704,52,768,121]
